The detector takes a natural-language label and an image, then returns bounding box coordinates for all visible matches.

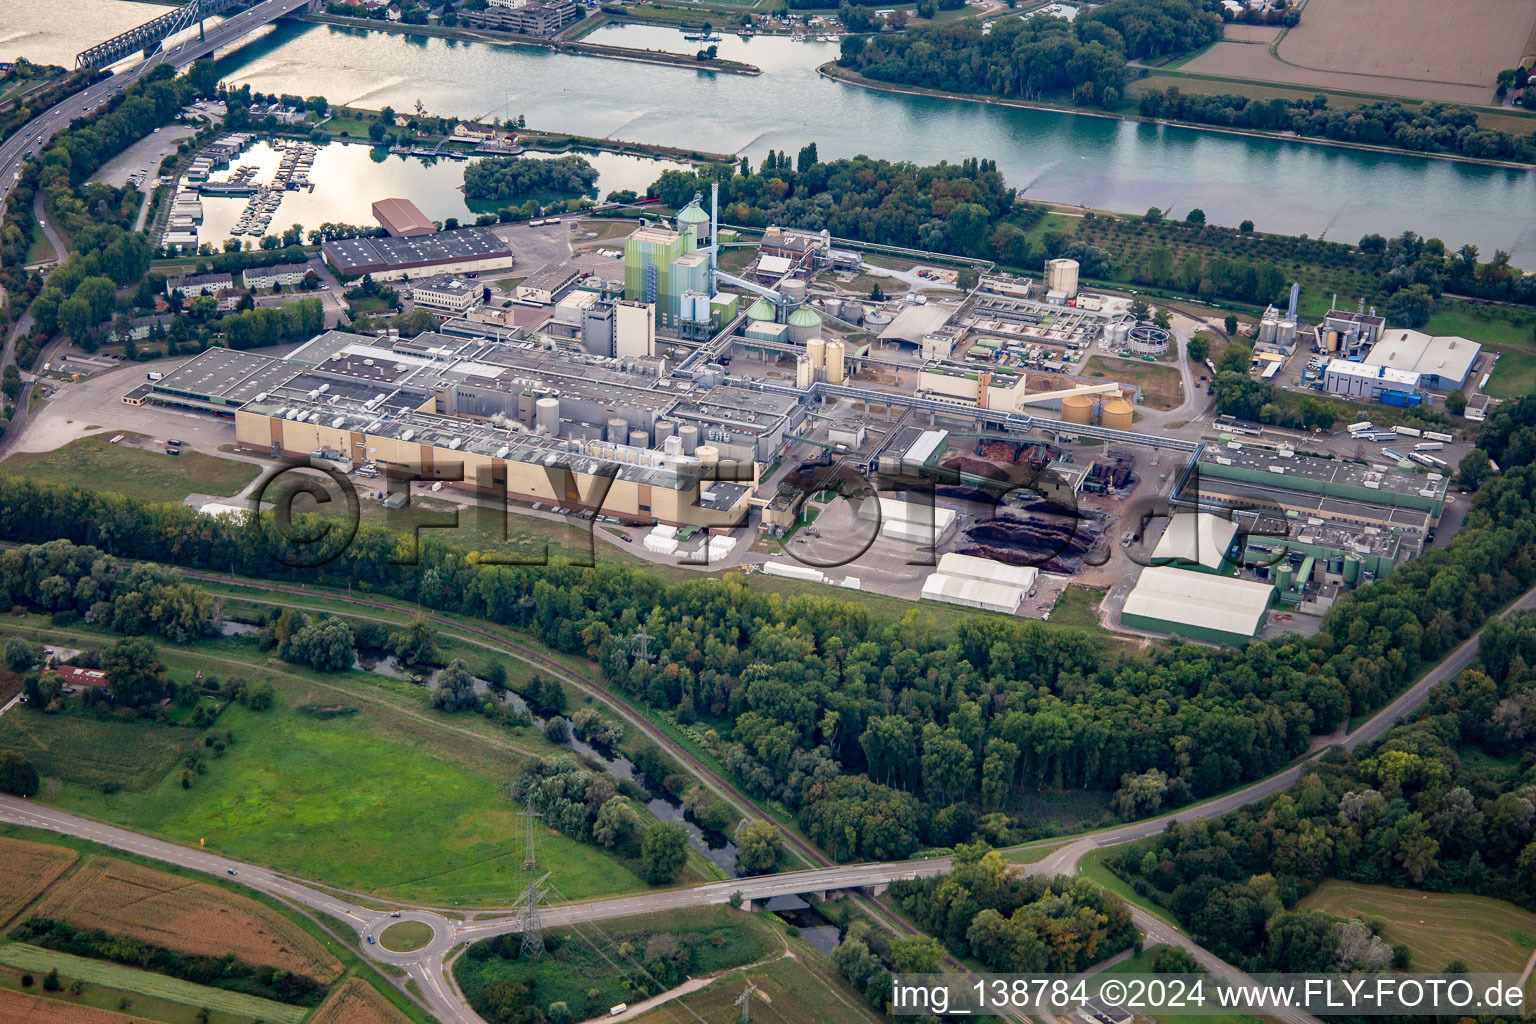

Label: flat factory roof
[1364,330,1480,385]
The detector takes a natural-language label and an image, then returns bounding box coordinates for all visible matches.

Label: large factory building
[129,329,768,530]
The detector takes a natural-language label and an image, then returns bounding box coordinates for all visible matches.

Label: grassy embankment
[1103,946,1263,1024]
[1296,880,1536,977]
[0,435,258,503]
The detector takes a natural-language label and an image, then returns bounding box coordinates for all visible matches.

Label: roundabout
[361,910,458,967]
[381,920,435,953]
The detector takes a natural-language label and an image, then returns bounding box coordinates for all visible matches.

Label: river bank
[818,62,1536,173]
[297,13,761,75]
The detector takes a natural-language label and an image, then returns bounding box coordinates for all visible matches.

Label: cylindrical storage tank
[535,396,561,435]
[1060,393,1094,425]
[745,298,776,322]
[822,297,843,320]
[1278,320,1297,345]
[1343,556,1362,587]
[654,420,676,445]
[843,302,865,325]
[1108,321,1130,347]
[825,340,846,384]
[787,306,822,345]
[696,445,719,467]
[606,416,629,443]
[628,429,650,449]
[1258,317,1278,345]
[863,309,892,331]
[678,424,700,455]
[1274,563,1294,593]
[805,336,826,370]
[782,279,807,304]
[1127,325,1171,356]
[1046,258,1079,297]
[1101,397,1134,431]
[796,355,814,389]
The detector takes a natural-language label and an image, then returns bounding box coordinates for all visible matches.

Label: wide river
[5,3,1536,265]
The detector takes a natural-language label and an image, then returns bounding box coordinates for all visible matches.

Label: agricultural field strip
[0,944,308,1024]
[31,856,343,981]
[0,837,76,927]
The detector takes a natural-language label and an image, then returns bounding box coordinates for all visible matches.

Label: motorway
[0,0,316,238]
[4,576,1533,1023]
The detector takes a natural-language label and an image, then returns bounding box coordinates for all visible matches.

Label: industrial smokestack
[709,180,719,287]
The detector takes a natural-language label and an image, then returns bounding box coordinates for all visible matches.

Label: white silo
[606,416,629,443]
[796,355,814,388]
[628,429,650,449]
[654,420,676,445]
[1046,258,1080,298]
[535,397,561,435]
[678,423,700,454]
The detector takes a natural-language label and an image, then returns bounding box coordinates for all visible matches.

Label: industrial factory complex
[118,187,1470,647]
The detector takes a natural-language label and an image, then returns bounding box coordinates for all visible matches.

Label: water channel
[5,4,1534,263]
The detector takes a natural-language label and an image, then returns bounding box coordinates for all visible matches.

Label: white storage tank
[654,420,676,445]
[796,355,814,389]
[782,279,807,304]
[606,416,629,443]
[1258,317,1279,345]
[1046,258,1080,299]
[535,397,561,435]
[678,424,700,454]
[863,308,893,330]
[696,445,719,467]
[628,429,650,449]
[1278,320,1297,345]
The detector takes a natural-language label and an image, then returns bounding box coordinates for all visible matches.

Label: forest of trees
[0,396,1533,862]
[837,0,1221,109]
[1105,606,1536,972]
[650,151,1021,261]
[891,843,1136,971]
[1139,87,1536,165]
[463,155,599,201]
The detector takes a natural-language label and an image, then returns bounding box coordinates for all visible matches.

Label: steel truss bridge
[75,0,287,71]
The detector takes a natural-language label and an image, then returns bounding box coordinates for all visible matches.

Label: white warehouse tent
[1121,566,1274,645]
[921,573,1024,614]
[936,552,1037,592]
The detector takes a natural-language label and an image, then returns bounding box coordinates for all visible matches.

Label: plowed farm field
[0,836,76,927]
[308,977,414,1024]
[31,857,342,983]
[0,987,158,1024]
[1181,0,1536,105]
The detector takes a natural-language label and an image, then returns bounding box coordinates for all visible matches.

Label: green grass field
[0,943,306,1024]
[1082,357,1184,410]
[456,906,781,1023]
[0,435,257,504]
[0,713,195,792]
[1422,304,1536,400]
[1297,881,1536,975]
[631,941,884,1024]
[0,624,678,907]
